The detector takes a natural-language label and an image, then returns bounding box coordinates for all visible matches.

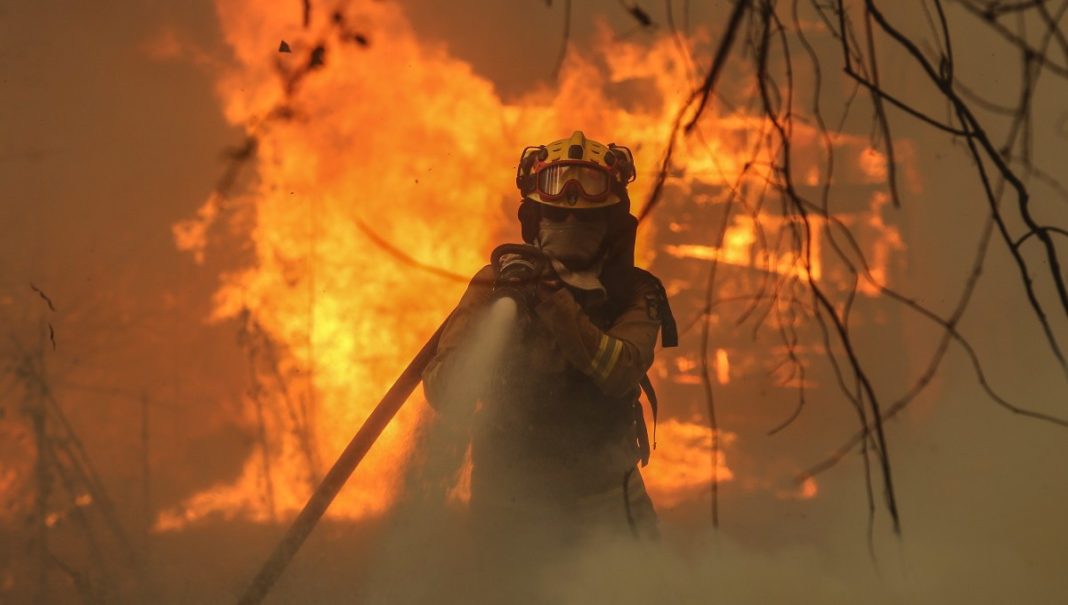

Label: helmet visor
[536,162,611,199]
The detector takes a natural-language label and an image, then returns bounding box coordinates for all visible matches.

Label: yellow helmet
[515,131,636,209]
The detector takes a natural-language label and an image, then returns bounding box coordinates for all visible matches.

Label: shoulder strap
[634,374,659,467]
[619,268,673,466]
[631,268,678,348]
[639,374,659,451]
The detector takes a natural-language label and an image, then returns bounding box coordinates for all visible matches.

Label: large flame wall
[163,0,900,528]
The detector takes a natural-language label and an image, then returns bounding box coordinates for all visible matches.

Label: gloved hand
[490,244,549,310]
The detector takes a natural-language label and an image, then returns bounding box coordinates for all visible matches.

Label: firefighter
[422,131,676,546]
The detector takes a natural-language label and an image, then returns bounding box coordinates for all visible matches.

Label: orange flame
[643,420,735,509]
[162,0,903,527]
[715,348,730,385]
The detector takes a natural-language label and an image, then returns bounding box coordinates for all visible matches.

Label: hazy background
[2,1,1067,603]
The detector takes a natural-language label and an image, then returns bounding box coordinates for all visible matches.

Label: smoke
[359,298,519,603]
[341,295,1058,605]
[352,507,1063,605]
[252,498,1065,605]
[346,288,1068,605]
[4,1,1068,603]
[534,527,1059,605]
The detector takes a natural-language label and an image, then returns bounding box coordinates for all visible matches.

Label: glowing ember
[858,147,888,182]
[0,425,31,526]
[715,348,730,385]
[775,477,819,501]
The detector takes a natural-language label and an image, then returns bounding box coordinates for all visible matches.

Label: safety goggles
[534,161,613,202]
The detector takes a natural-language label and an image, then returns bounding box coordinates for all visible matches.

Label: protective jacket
[423,262,669,534]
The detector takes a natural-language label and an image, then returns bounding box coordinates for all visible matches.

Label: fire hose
[235,245,547,605]
[234,319,447,605]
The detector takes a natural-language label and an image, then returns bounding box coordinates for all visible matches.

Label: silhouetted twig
[552,0,573,79]
[685,0,751,133]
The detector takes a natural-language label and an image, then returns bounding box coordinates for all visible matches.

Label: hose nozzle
[490,244,550,305]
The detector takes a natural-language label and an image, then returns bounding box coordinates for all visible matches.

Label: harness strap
[634,401,651,466]
[639,374,659,450]
[632,268,678,348]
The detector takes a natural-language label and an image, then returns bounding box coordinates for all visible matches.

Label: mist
[2,1,1067,604]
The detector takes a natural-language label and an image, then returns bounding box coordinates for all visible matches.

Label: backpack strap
[622,268,676,466]
[631,268,678,348]
[633,374,664,466]
[633,401,651,467]
[639,374,659,451]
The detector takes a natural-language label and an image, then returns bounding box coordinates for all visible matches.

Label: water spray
[235,244,547,605]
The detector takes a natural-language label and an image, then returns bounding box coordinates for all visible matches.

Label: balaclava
[536,212,608,301]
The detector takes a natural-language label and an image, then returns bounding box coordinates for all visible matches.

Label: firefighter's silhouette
[423,131,677,542]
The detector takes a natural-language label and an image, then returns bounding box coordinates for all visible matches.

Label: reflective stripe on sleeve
[587,334,624,382]
[596,337,623,382]
[587,333,611,376]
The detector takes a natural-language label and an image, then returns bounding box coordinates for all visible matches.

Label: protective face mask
[536,217,607,269]
[537,217,608,299]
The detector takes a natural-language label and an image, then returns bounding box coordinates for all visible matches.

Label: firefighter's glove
[490,244,550,312]
[492,252,539,310]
